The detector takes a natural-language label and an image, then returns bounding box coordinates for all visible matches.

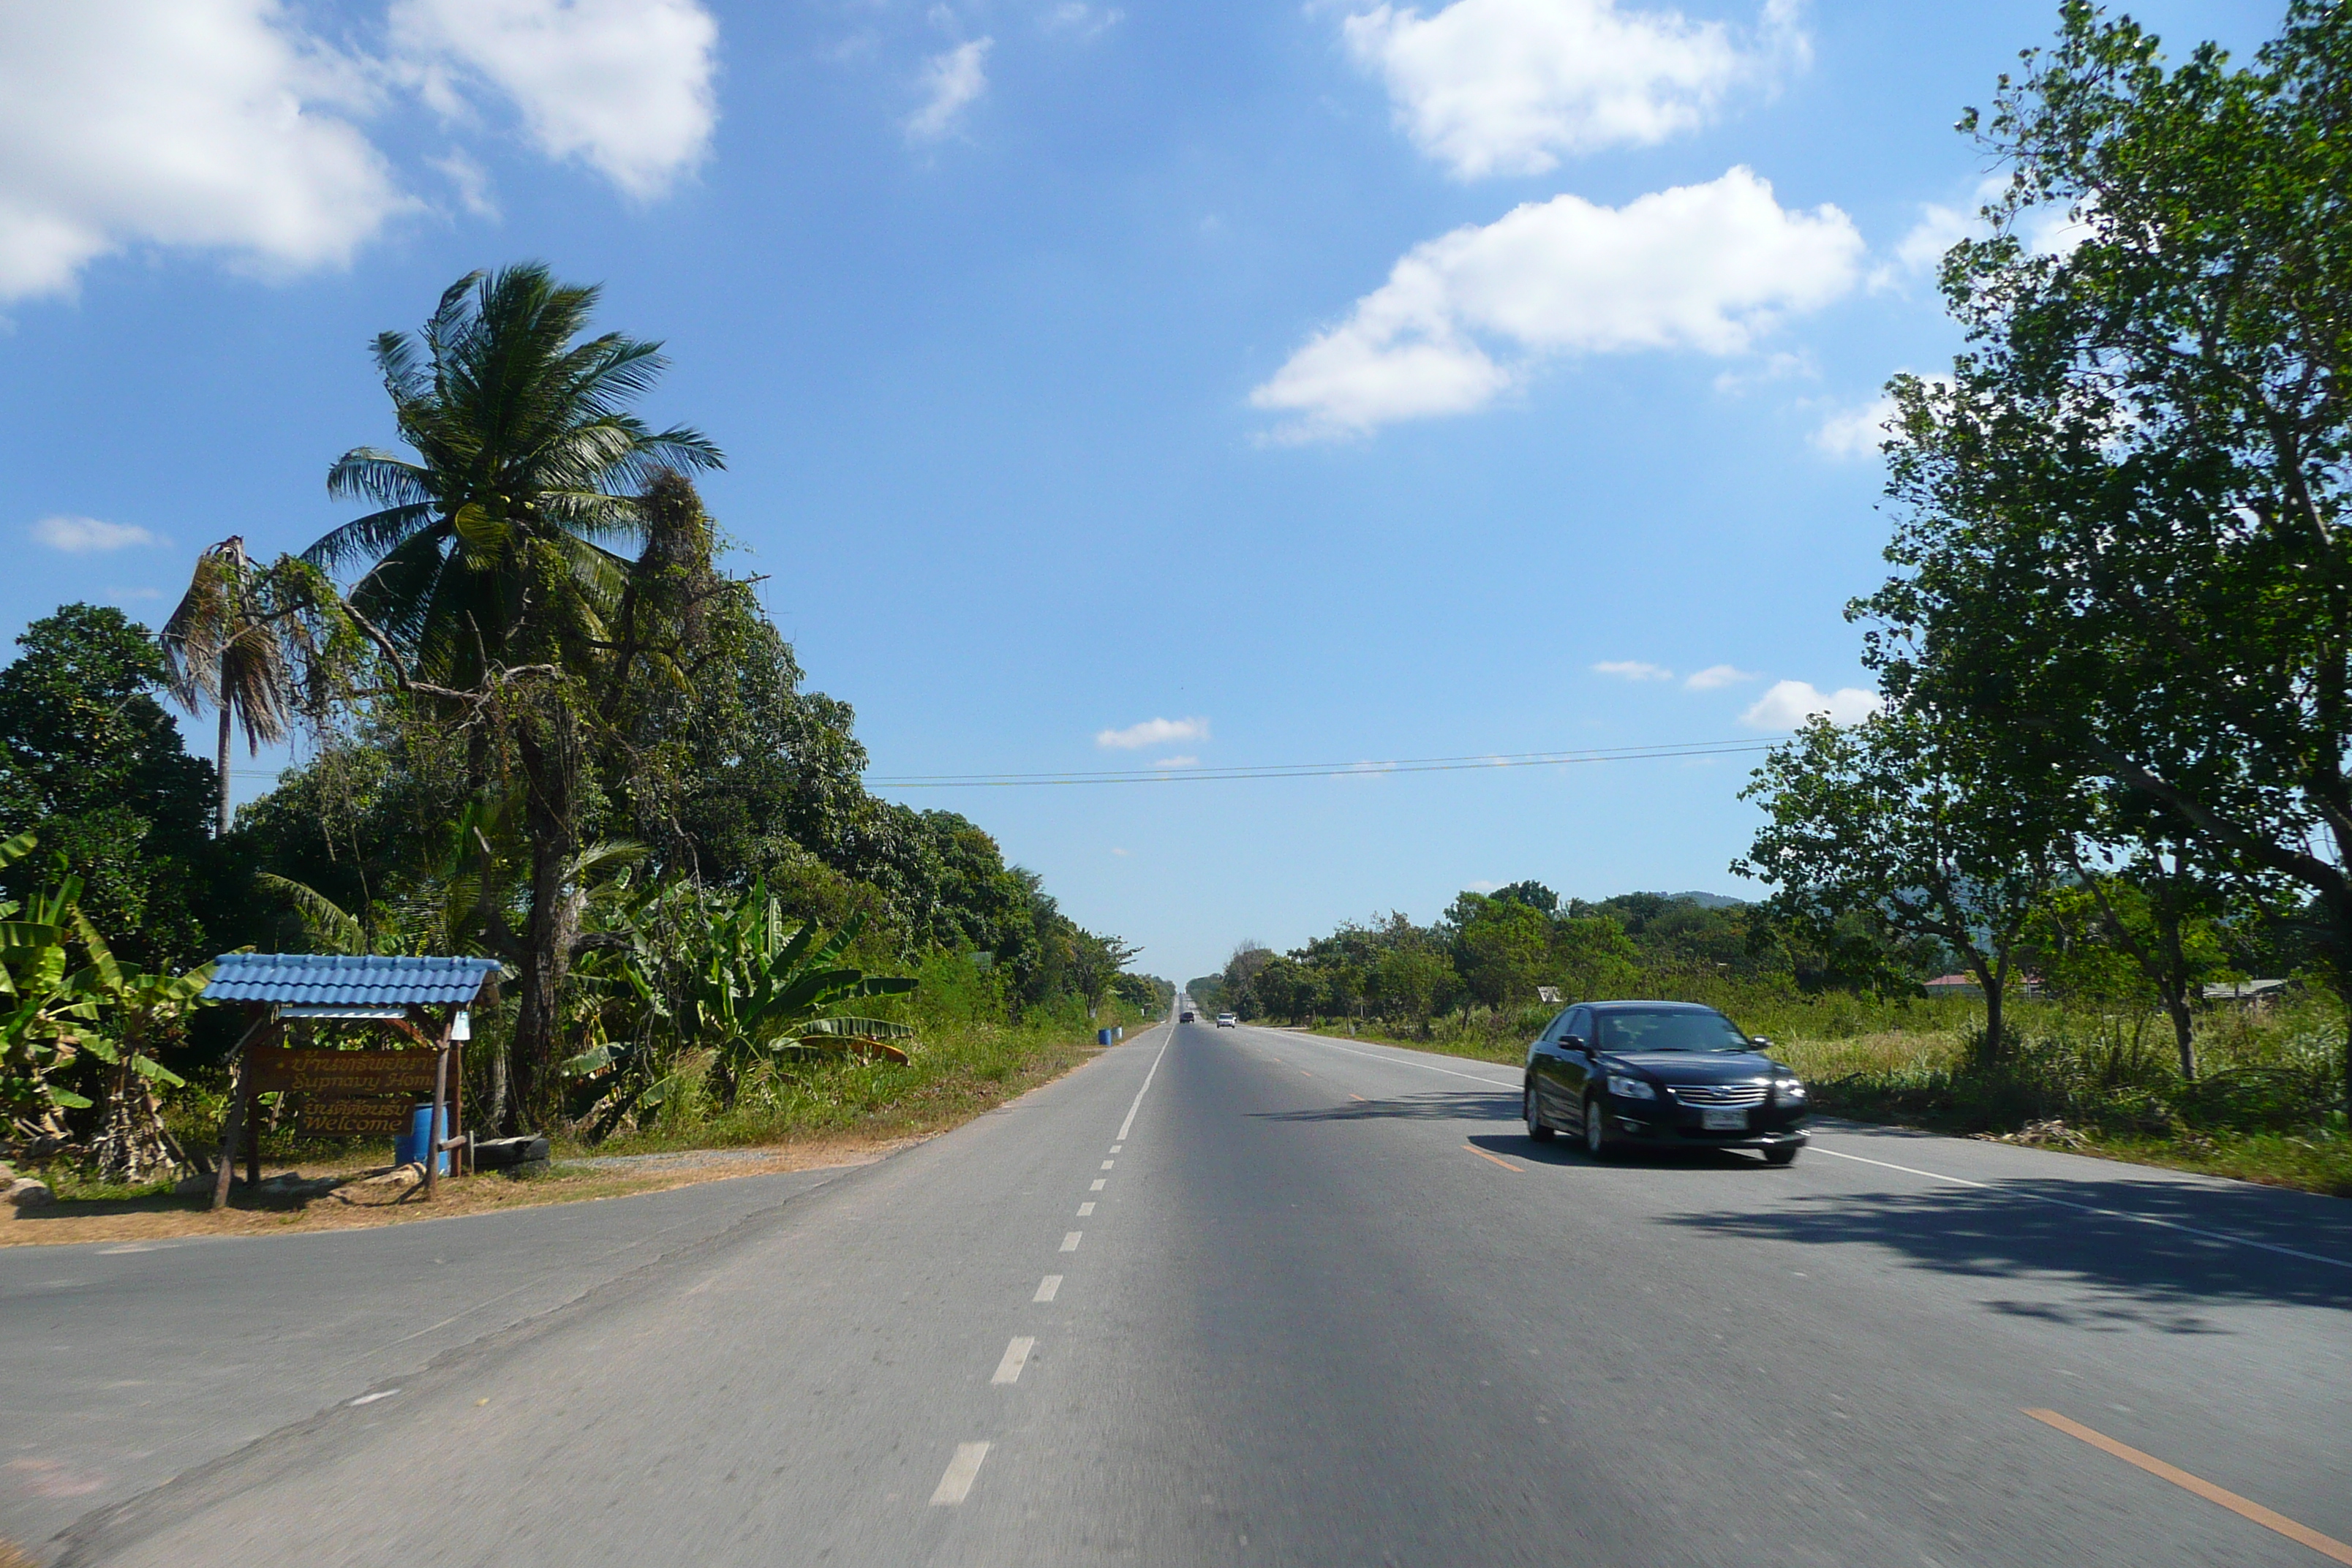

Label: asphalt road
[10,1016,2350,1567]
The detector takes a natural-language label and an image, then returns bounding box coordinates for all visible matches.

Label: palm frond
[305,502,438,570]
[256,873,368,955]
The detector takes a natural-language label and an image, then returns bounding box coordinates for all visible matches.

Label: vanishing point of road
[6,1017,2349,1566]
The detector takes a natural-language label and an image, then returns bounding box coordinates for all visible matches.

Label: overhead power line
[870,738,1782,788]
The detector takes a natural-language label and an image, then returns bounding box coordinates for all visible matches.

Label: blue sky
[0,0,2277,982]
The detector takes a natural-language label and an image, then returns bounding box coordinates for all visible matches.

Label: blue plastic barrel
[1096,1028,1112,1045]
[395,1104,450,1175]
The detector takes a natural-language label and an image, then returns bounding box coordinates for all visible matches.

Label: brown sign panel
[249,1049,438,1099]
[297,1099,415,1137]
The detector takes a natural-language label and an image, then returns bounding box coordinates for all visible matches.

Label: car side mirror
[1562,1034,1588,1052]
[1749,1036,1771,1049]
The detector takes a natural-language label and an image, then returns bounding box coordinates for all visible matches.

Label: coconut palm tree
[308,263,723,1130]
[160,536,293,837]
[308,264,723,687]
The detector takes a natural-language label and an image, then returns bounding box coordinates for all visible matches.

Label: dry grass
[1774,1030,1961,1081]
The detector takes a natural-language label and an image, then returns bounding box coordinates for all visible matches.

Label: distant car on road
[1215,1012,1237,1028]
[1523,1000,1807,1164]
[1180,1010,1196,1022]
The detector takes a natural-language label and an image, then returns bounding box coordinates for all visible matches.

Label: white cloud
[1343,0,1806,179]
[1741,679,1879,728]
[1251,167,1862,439]
[1684,664,1757,690]
[1869,201,1972,291]
[1152,755,1199,769]
[1810,393,1895,459]
[0,1,406,302]
[1097,716,1209,750]
[1594,660,1673,681]
[429,149,499,217]
[390,0,718,200]
[1044,3,1123,39]
[31,515,163,553]
[907,37,992,141]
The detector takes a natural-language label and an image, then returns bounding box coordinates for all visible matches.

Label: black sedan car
[1523,1000,1807,1164]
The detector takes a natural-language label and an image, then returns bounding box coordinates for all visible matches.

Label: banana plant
[0,831,105,1154]
[564,883,918,1138]
[72,924,212,1182]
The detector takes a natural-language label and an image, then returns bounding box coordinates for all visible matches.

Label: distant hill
[1667,891,1746,910]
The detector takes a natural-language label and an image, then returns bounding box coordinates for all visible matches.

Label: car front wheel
[1583,1096,1613,1160]
[1525,1082,1553,1142]
[1763,1145,1799,1166]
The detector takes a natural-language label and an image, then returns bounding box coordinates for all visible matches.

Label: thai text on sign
[248,1049,439,1100]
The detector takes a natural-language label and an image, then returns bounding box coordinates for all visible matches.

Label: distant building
[2202,979,2294,1010]
[1923,973,2043,998]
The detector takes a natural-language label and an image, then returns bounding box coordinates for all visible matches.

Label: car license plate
[1702,1108,1748,1131]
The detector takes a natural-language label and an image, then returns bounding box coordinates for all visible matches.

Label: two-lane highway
[15,1016,2351,1566]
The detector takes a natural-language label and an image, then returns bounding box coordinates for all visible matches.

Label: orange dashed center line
[2025,1409,2352,1564]
[1465,1146,1523,1173]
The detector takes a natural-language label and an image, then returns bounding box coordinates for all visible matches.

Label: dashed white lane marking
[1117,1036,1172,1142]
[1061,1232,1083,1252]
[930,1442,990,1504]
[347,1389,400,1406]
[1090,1178,1107,1191]
[1035,1275,1062,1303]
[1812,1144,2352,1271]
[1078,1202,1095,1215]
[1110,1144,1123,1153]
[992,1338,1035,1384]
[1278,1033,1518,1090]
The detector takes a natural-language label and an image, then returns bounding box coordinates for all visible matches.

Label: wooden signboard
[247,1049,440,1139]
[249,1049,437,1098]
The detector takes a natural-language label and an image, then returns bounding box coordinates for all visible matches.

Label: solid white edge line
[930,1441,990,1504]
[1035,1274,1061,1302]
[1117,1032,1173,1142]
[1809,1145,2352,1272]
[991,1337,1035,1384]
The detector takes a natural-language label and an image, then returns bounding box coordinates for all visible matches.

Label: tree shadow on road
[1252,1090,1520,1124]
[1656,1176,2352,1323]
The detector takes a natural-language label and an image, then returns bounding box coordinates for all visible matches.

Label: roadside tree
[1866,0,2352,1103]
[1736,713,2070,1061]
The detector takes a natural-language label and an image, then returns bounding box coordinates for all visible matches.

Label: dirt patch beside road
[0,1136,916,1248]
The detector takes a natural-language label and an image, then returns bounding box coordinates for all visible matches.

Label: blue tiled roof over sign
[204,954,500,1009]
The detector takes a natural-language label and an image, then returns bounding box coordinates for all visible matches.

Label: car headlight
[1606,1074,1656,1100]
[1778,1078,1807,1101]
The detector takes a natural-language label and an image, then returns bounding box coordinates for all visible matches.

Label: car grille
[1670,1083,1768,1108]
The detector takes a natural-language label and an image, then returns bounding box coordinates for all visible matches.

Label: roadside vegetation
[1,265,1167,1219]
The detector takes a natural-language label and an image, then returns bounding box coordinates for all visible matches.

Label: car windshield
[1593,1009,1752,1053]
